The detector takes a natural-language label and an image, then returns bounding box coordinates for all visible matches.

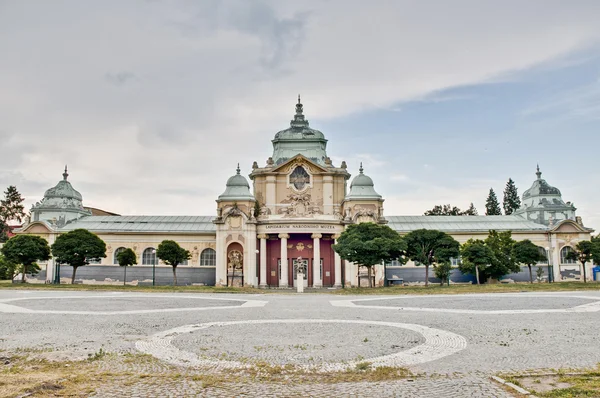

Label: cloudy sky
[1,0,599,230]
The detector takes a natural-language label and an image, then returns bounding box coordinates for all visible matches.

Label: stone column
[215,227,226,286]
[46,233,56,283]
[247,231,257,287]
[333,234,342,288]
[279,233,289,287]
[312,233,322,287]
[258,234,268,287]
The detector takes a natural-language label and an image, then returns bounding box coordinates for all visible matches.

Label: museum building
[17,98,594,286]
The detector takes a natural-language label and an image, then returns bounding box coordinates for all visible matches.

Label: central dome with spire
[271,96,328,165]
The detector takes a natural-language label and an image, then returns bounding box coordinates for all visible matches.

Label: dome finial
[536,164,542,179]
[236,163,240,175]
[63,165,69,181]
[298,94,301,104]
[359,162,364,174]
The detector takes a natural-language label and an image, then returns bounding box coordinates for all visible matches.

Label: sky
[1,0,599,230]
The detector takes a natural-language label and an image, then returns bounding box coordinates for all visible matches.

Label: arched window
[560,246,575,264]
[142,247,157,265]
[537,247,548,264]
[113,247,127,264]
[200,248,216,266]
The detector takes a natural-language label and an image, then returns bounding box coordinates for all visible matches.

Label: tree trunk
[71,266,78,284]
[582,262,587,283]
[124,266,127,286]
[528,265,533,284]
[475,265,480,285]
[425,265,429,287]
[21,264,27,282]
[172,266,177,286]
[367,266,372,288]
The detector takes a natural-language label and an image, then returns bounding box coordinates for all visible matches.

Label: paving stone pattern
[353,295,596,311]
[1,290,600,396]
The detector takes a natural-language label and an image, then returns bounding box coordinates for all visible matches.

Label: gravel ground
[1,289,599,397]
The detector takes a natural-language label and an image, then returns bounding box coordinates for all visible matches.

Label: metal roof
[56,215,548,234]
[386,215,549,233]
[58,215,216,233]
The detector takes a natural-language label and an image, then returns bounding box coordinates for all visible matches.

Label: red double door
[264,233,334,287]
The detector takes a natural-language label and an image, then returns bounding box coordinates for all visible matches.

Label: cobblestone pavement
[1,290,599,397]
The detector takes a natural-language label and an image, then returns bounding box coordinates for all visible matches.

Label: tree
[0,186,26,243]
[116,248,137,286]
[483,230,519,281]
[460,239,494,285]
[433,261,452,286]
[464,203,478,216]
[591,235,600,265]
[333,223,407,288]
[503,178,521,215]
[485,188,502,215]
[424,205,463,216]
[424,204,478,216]
[404,229,460,287]
[514,239,545,284]
[0,235,51,282]
[565,241,594,283]
[156,240,191,286]
[51,229,106,284]
[0,254,19,280]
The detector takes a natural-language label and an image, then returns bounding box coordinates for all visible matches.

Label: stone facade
[15,98,595,286]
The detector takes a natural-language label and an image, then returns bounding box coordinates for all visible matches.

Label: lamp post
[545,247,552,283]
[152,249,157,286]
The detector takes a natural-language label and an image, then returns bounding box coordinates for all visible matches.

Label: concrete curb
[491,375,538,397]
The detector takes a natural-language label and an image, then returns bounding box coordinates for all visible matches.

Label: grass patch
[499,365,600,397]
[2,280,597,295]
[0,355,118,398]
[333,281,600,295]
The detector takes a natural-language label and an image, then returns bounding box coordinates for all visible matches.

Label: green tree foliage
[485,188,502,215]
[536,267,545,282]
[464,203,478,216]
[0,186,26,242]
[483,230,519,280]
[565,241,594,283]
[156,240,191,286]
[514,239,545,284]
[116,248,137,286]
[51,229,106,284]
[424,203,478,216]
[333,223,407,288]
[1,235,51,282]
[433,261,453,285]
[403,229,460,287]
[0,254,19,280]
[502,178,521,215]
[459,239,494,285]
[591,235,600,265]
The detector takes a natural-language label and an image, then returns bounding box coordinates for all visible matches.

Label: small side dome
[522,165,562,199]
[217,164,255,202]
[345,163,382,200]
[33,166,86,210]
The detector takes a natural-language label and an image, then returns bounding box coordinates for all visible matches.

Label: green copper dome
[33,166,86,210]
[271,96,328,166]
[217,164,255,202]
[345,163,382,200]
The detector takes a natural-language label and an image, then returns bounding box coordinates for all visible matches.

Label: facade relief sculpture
[279,192,322,218]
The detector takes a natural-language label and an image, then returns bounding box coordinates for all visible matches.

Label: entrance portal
[293,258,308,288]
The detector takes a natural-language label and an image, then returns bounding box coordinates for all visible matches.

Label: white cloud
[1,0,599,221]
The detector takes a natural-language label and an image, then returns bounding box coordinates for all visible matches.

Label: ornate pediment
[269,154,329,174]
